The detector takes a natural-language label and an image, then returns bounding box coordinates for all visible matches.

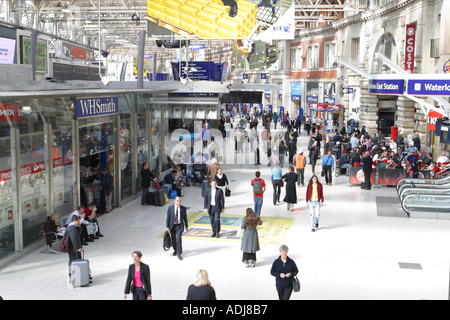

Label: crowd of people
[48,105,450,301]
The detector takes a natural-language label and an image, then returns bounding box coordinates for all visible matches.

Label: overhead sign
[55,40,95,61]
[405,24,416,73]
[147,0,295,40]
[407,79,450,96]
[75,97,119,118]
[368,79,404,95]
[171,61,215,81]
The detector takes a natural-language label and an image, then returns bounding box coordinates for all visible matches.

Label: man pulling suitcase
[66,214,92,287]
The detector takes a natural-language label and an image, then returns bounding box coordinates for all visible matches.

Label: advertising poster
[147,0,295,41]
[0,37,16,64]
[20,36,48,73]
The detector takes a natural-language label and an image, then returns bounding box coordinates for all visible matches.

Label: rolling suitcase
[145,191,156,205]
[70,251,91,287]
[155,189,166,206]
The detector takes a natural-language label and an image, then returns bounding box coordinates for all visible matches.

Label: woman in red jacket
[306,175,324,232]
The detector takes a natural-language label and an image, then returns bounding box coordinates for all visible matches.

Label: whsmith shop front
[0,87,171,261]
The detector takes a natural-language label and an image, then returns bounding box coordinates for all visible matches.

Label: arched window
[372,33,398,74]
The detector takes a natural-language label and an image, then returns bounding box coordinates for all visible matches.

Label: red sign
[428,111,443,130]
[0,104,23,122]
[405,24,417,73]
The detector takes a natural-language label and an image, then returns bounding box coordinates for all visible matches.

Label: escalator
[396,170,450,219]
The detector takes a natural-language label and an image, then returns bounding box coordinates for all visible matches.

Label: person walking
[253,136,261,165]
[287,135,296,165]
[278,140,287,168]
[270,244,299,300]
[186,269,217,300]
[204,180,225,238]
[308,140,319,174]
[251,171,266,216]
[166,196,188,260]
[271,162,282,205]
[124,251,152,300]
[306,175,324,232]
[321,150,335,186]
[240,208,262,268]
[294,150,306,187]
[215,168,230,207]
[282,166,298,211]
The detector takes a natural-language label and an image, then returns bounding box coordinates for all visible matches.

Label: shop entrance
[377,100,396,137]
[78,116,116,213]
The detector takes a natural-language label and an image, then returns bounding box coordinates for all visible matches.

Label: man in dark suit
[166,196,188,260]
[204,180,225,238]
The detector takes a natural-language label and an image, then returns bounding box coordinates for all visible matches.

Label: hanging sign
[405,24,417,73]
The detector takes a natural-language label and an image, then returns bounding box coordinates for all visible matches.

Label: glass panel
[120,112,133,201]
[79,116,115,212]
[52,127,75,220]
[0,120,14,258]
[20,122,47,247]
[151,105,161,173]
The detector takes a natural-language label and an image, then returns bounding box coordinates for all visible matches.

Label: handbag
[293,276,301,292]
[321,168,325,177]
[225,189,231,197]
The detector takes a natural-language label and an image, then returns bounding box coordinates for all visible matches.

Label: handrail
[399,186,450,202]
[396,168,450,196]
[401,193,450,216]
[398,183,450,200]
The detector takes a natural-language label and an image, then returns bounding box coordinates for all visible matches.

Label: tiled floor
[0,124,449,300]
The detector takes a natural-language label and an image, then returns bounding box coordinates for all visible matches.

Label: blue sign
[291,95,301,101]
[368,79,404,95]
[75,97,119,118]
[306,96,318,103]
[171,61,215,81]
[260,74,267,80]
[243,74,249,79]
[407,79,450,96]
[291,82,302,96]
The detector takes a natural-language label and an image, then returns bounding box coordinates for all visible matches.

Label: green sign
[21,36,48,73]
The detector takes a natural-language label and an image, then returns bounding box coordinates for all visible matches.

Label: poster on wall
[0,37,16,64]
[147,0,295,41]
[20,36,48,73]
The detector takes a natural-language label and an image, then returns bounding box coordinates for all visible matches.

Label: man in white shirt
[204,180,224,238]
[65,206,94,244]
[437,152,449,164]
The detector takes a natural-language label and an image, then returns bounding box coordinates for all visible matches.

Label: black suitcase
[145,191,156,205]
[155,189,166,206]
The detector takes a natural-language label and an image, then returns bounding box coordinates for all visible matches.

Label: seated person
[84,202,104,238]
[65,206,95,245]
[339,152,351,176]
[436,152,449,165]
[161,170,177,196]
[44,212,61,248]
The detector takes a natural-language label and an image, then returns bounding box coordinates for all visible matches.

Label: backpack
[60,232,73,253]
[253,179,262,194]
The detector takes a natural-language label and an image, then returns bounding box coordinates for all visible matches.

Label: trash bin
[391,126,398,140]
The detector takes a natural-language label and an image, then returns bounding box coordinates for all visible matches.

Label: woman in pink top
[124,251,152,300]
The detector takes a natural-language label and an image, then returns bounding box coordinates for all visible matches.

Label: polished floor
[0,122,449,301]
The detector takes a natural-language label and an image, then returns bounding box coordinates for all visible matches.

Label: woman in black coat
[124,251,152,300]
[282,166,298,211]
[186,269,217,300]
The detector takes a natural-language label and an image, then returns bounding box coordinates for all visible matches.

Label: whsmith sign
[75,97,119,118]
